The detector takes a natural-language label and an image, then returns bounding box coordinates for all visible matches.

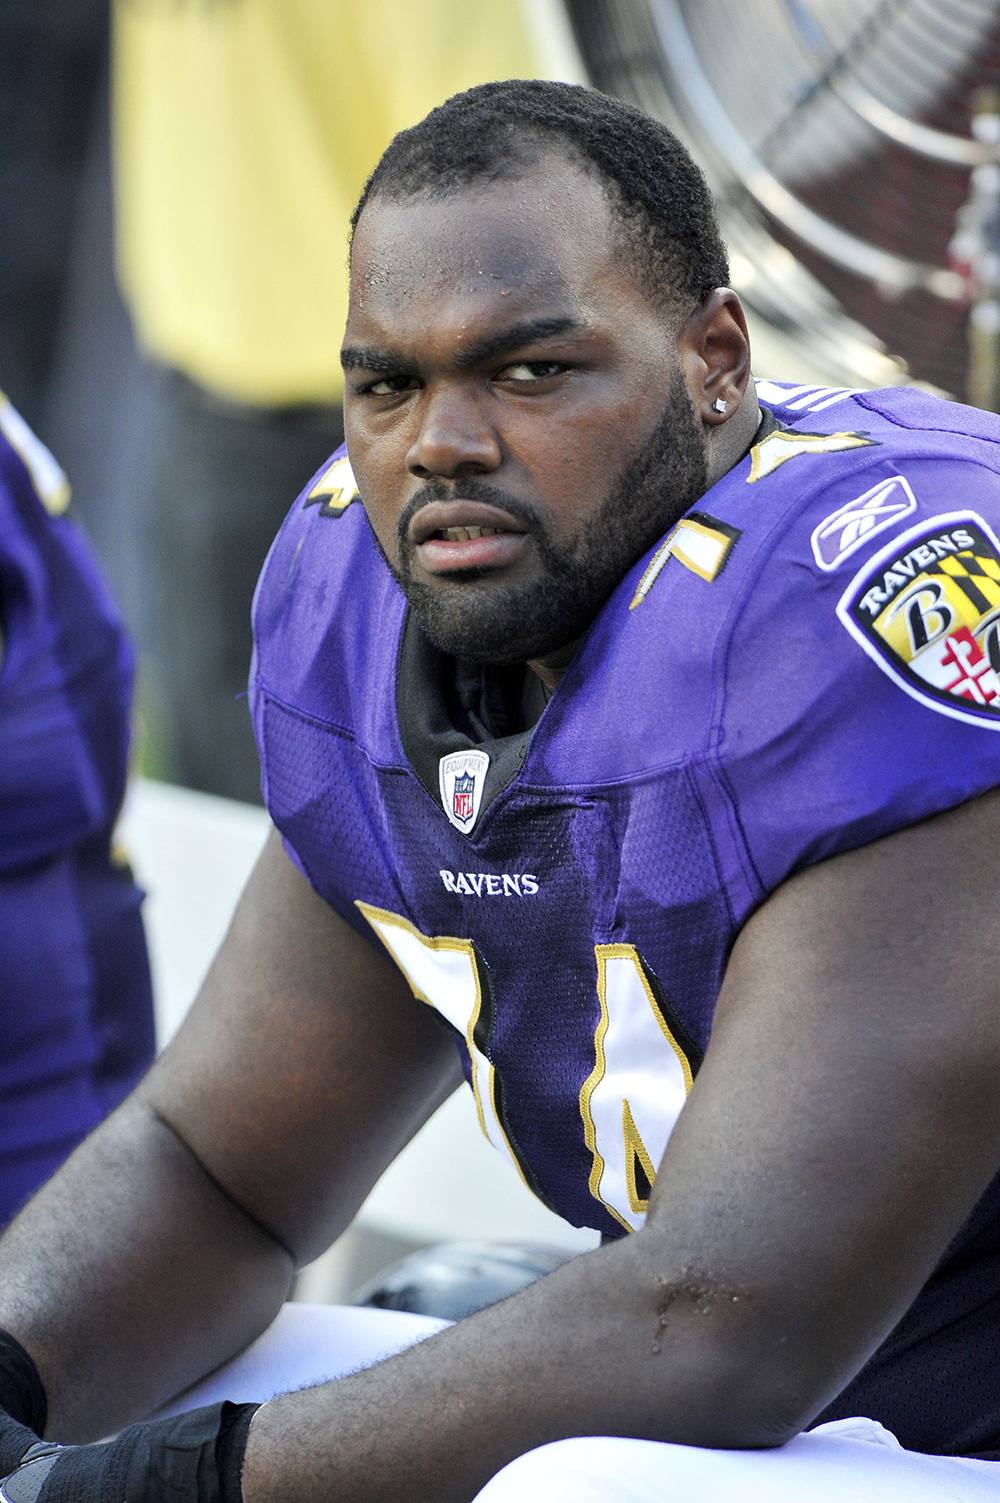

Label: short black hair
[351,79,729,312]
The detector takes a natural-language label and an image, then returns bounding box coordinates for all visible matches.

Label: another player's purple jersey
[0,401,154,1223]
[252,381,1000,1452]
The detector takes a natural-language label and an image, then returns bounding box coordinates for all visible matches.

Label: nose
[406,384,502,480]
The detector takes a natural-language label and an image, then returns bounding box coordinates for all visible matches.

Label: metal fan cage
[566,0,1000,403]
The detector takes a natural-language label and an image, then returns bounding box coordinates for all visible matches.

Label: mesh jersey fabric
[250,380,1000,1453]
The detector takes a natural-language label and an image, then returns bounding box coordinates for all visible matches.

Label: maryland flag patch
[838,511,1000,727]
[303,456,359,518]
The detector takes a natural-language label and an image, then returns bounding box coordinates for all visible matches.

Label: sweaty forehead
[347,167,622,332]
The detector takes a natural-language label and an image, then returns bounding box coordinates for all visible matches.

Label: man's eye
[364,375,415,396]
[499,361,566,383]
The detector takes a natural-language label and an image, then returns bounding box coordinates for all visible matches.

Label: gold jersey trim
[0,392,71,516]
[304,456,359,518]
[748,424,875,483]
[630,511,741,606]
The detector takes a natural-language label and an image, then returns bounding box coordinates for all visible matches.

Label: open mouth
[431,525,505,542]
[408,501,531,575]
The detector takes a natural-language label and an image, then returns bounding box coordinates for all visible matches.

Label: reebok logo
[810,475,917,571]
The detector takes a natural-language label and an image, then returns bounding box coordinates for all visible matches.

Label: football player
[2,80,1000,1502]
[0,398,154,1228]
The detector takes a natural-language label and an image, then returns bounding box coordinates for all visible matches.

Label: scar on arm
[650,1273,757,1355]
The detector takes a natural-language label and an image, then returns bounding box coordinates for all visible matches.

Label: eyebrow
[452,316,582,368]
[340,345,405,373]
[340,315,583,376]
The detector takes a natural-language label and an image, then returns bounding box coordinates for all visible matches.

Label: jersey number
[356,904,700,1232]
[581,945,700,1231]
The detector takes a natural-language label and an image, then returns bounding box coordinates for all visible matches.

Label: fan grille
[567,0,1000,397]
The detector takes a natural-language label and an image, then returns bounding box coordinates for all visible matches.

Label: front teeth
[440,525,498,541]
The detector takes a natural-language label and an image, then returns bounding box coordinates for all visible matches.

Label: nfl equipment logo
[439,749,490,834]
[452,772,476,823]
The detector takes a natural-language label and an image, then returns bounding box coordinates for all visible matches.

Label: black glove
[0,1419,42,1486]
[0,1332,46,1442]
[0,1330,48,1479]
[0,1401,259,1503]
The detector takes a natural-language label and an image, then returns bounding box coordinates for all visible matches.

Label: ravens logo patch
[838,510,1000,727]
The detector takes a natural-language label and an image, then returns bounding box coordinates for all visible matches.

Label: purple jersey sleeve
[716,452,1000,894]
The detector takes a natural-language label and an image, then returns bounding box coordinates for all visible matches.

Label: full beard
[389,369,708,666]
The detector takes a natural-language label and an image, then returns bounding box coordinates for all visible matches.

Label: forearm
[0,1097,293,1442]
[242,1231,775,1503]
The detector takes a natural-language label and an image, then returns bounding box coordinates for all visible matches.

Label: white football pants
[157,1303,1000,1501]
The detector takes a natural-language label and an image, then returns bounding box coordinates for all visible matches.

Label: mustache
[396,478,544,550]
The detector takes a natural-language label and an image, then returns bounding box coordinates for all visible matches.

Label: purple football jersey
[0,404,154,1224]
[252,383,1000,1451]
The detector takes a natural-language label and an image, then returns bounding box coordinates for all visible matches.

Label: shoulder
[726,380,1000,643]
[713,383,1000,892]
[0,394,96,613]
[0,394,72,522]
[528,386,998,785]
[626,381,1000,627]
[734,382,1000,687]
[0,395,73,583]
[0,395,124,675]
[747,380,1000,523]
[250,445,405,743]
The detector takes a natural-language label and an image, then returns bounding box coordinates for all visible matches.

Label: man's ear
[677,289,752,428]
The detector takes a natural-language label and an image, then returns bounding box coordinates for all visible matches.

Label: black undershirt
[448,657,550,743]
[397,409,774,816]
[395,613,545,821]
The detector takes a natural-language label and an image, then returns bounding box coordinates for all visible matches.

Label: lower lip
[415,532,529,574]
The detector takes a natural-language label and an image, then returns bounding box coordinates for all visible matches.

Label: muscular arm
[235,786,1000,1501]
[0,832,461,1440]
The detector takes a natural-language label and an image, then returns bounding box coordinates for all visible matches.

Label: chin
[418,614,566,667]
[408,580,597,666]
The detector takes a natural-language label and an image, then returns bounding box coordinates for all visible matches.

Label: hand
[0,1443,65,1503]
[0,1411,42,1485]
[0,1401,257,1503]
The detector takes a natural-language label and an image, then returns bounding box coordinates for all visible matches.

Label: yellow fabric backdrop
[113,0,545,404]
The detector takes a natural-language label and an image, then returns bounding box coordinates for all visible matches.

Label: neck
[527,639,579,695]
[706,387,761,488]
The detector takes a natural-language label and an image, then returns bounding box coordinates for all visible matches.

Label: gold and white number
[356,902,530,1186]
[356,906,697,1231]
[580,944,696,1231]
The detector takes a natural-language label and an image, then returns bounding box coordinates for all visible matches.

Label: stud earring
[713,397,728,413]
